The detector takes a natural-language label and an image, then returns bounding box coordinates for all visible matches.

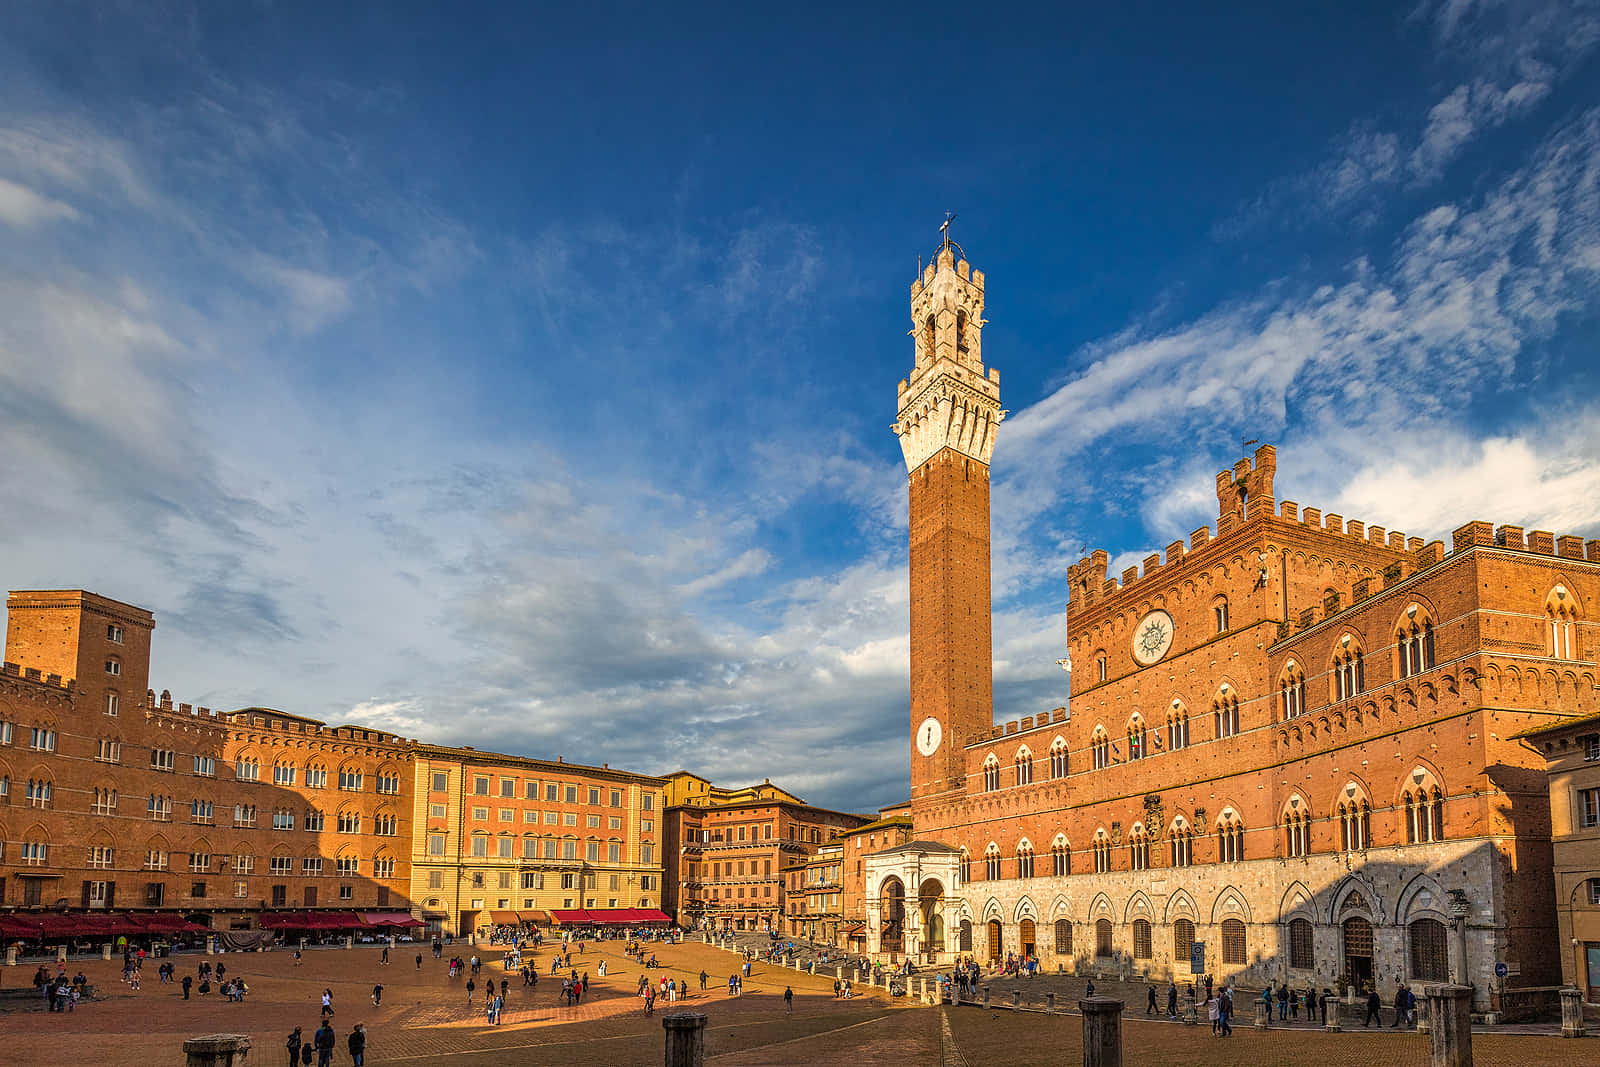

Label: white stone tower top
[893,234,1004,473]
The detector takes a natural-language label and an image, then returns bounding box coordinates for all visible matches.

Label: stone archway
[880,877,905,955]
[920,878,945,961]
[987,918,1003,962]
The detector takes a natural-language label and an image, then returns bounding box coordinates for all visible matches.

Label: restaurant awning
[258,910,367,930]
[362,911,424,928]
[550,907,672,925]
[488,910,520,925]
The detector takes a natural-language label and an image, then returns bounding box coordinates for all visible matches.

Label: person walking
[372,983,383,1006]
[784,986,793,1014]
[700,970,708,991]
[1147,985,1157,1014]
[466,977,476,1008]
[416,953,423,969]
[1364,988,1383,1027]
[1390,984,1406,1027]
[285,1027,303,1067]
[182,974,193,1000]
[380,945,389,965]
[321,989,335,1019]
[347,1024,366,1067]
[1167,981,1178,1017]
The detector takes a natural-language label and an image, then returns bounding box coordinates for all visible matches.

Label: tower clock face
[916,716,943,756]
[1132,610,1175,666]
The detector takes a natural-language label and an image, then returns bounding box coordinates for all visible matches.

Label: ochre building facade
[868,240,1598,1012]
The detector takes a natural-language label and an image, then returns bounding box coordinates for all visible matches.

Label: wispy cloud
[0,176,79,227]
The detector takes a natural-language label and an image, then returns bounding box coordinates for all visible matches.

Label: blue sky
[1,1,1597,813]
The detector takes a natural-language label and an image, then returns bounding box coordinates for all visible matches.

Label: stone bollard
[1418,998,1431,1035]
[982,985,991,1008]
[389,935,396,950]
[1254,1000,1271,1029]
[56,944,67,963]
[183,1033,251,1067]
[1560,986,1586,1038]
[1046,991,1056,1014]
[1323,994,1341,1032]
[343,936,353,950]
[1424,984,1474,1067]
[1011,988,1022,1011]
[5,944,17,966]
[102,943,113,961]
[1182,993,1197,1026]
[662,1011,707,1067]
[1080,997,1124,1067]
[207,937,217,956]
[836,965,844,981]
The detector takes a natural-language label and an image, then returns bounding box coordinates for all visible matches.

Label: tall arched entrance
[1342,916,1374,987]
[919,878,945,962]
[1019,918,1036,958]
[879,878,905,956]
[987,919,1003,962]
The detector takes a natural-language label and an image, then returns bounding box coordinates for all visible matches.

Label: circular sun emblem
[1132,610,1175,665]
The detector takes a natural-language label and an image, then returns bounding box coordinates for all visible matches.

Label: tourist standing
[347,1024,366,1067]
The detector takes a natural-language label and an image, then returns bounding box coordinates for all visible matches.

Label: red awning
[362,912,424,928]
[258,910,366,931]
[551,908,672,926]
[487,911,520,924]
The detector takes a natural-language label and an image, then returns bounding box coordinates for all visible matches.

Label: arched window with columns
[1279,660,1307,719]
[1403,767,1445,843]
[1282,796,1310,858]
[1091,727,1111,769]
[1016,838,1034,879]
[982,754,1000,792]
[1049,738,1068,779]
[1216,809,1244,862]
[1128,822,1150,871]
[1051,833,1070,876]
[1092,829,1111,874]
[1332,634,1366,701]
[1169,816,1193,867]
[1213,686,1240,738]
[1547,585,1580,659]
[1127,715,1147,760]
[984,842,1002,881]
[1396,603,1436,678]
[1014,746,1033,786]
[1336,782,1371,852]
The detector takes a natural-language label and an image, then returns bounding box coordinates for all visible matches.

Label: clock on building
[1131,610,1175,666]
[916,716,943,756]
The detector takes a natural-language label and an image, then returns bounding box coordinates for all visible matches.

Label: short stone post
[835,965,843,981]
[343,936,353,950]
[183,1033,251,1067]
[1182,992,1197,1026]
[1046,991,1056,1014]
[1011,988,1021,1011]
[1080,996,1124,1067]
[101,943,113,960]
[982,985,991,1008]
[1424,984,1474,1067]
[56,944,67,963]
[662,1011,707,1067]
[1322,994,1341,1032]
[206,936,217,955]
[298,937,307,951]
[1418,998,1431,1034]
[388,935,396,950]
[1254,1000,1271,1029]
[4,944,17,966]
[1560,986,1586,1038]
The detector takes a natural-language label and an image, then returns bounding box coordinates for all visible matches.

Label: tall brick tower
[894,232,1003,818]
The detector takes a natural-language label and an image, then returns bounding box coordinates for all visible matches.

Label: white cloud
[0,176,79,227]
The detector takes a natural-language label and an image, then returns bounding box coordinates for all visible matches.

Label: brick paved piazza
[0,940,1589,1065]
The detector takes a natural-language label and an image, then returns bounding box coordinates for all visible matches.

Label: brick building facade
[869,240,1598,1010]
[661,771,869,932]
[0,588,668,939]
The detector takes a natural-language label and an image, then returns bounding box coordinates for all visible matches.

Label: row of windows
[424,832,655,865]
[429,770,654,812]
